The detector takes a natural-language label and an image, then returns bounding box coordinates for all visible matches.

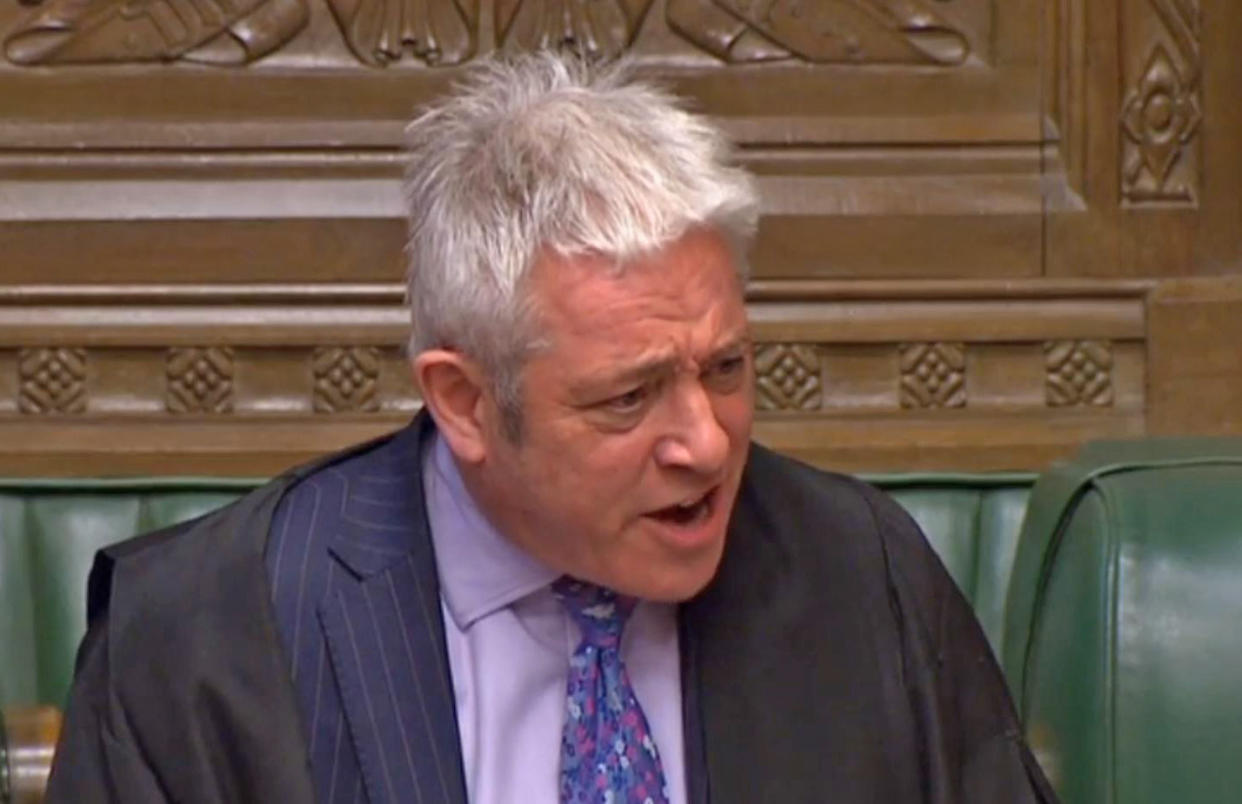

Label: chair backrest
[1004,438,1242,804]
[0,472,1034,711]
[0,479,256,710]
[869,473,1034,660]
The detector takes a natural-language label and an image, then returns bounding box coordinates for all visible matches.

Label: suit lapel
[317,419,468,804]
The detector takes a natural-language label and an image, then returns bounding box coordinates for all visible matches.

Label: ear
[412,349,490,464]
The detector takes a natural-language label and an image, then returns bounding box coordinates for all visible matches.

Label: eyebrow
[572,331,752,398]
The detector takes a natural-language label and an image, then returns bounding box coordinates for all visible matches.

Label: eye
[602,385,649,414]
[704,353,748,392]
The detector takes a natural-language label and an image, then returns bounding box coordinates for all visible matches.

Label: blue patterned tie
[552,577,671,804]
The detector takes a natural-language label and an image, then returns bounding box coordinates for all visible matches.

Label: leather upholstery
[1004,438,1242,804]
[870,473,1034,659]
[0,473,1032,713]
[0,479,257,710]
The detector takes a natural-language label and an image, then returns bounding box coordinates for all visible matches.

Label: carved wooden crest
[668,0,971,64]
[328,0,476,66]
[494,0,653,59]
[2,0,477,65]
[4,0,309,64]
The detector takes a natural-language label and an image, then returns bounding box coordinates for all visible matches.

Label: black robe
[46,419,1057,803]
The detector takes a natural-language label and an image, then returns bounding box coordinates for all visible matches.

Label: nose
[653,379,730,476]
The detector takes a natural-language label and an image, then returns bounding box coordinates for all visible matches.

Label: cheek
[716,390,755,446]
[533,429,653,513]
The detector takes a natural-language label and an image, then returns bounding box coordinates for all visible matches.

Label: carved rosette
[166,347,235,413]
[1045,340,1113,407]
[1120,1,1201,204]
[313,347,380,412]
[899,342,965,409]
[755,343,821,411]
[18,348,87,414]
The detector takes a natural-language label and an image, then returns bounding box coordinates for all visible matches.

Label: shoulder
[739,441,923,544]
[735,442,952,612]
[88,419,426,628]
[87,475,290,624]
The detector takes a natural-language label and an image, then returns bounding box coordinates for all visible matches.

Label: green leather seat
[871,474,1034,659]
[1004,438,1242,804]
[0,479,256,711]
[0,473,1032,713]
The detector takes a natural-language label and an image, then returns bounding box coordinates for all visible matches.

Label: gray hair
[403,52,759,428]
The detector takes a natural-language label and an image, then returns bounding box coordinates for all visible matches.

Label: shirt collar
[423,431,559,629]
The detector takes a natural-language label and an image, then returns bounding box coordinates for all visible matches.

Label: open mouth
[647,487,716,527]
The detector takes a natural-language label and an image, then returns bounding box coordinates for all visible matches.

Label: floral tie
[552,577,670,804]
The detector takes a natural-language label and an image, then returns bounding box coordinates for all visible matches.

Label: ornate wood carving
[2,0,476,66]
[495,0,650,59]
[330,0,476,66]
[2,0,990,67]
[755,343,821,412]
[18,348,86,414]
[312,346,380,412]
[0,280,1166,472]
[1045,340,1113,407]
[166,347,234,413]
[1121,0,1201,205]
[3,0,310,65]
[667,0,977,64]
[899,342,965,409]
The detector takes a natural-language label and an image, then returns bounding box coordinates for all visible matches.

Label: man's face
[468,227,754,602]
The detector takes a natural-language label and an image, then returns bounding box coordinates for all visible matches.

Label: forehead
[528,228,746,353]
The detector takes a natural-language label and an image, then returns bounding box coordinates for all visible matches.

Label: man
[47,54,1057,803]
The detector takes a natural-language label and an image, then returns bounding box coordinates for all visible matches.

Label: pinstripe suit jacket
[47,413,1057,804]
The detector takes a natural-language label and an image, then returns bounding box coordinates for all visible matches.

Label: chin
[627,542,727,603]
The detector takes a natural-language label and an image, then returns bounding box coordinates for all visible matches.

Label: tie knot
[551,577,636,649]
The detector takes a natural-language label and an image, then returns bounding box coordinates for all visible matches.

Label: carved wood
[0,280,1163,473]
[166,347,235,414]
[1148,277,1242,436]
[16,348,87,415]
[1119,0,1201,206]
[0,0,1239,474]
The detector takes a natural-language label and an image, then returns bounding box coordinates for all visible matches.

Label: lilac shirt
[422,433,688,804]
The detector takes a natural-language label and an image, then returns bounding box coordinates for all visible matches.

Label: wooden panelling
[0,0,1239,474]
[1148,277,1242,435]
[0,280,1157,474]
[1045,0,1241,279]
[0,220,408,285]
[966,343,1046,410]
[0,349,19,415]
[756,410,1147,473]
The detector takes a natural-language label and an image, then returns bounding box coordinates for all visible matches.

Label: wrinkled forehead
[522,229,748,364]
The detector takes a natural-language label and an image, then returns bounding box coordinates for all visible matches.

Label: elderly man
[47,55,1056,803]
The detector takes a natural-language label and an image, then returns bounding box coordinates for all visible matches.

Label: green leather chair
[0,479,259,713]
[874,473,1034,661]
[0,479,260,802]
[1004,438,1242,804]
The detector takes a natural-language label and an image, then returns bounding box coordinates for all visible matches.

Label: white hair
[402,52,758,427]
